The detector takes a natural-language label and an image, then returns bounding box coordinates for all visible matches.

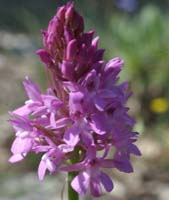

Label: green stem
[68,147,80,200]
[68,171,79,200]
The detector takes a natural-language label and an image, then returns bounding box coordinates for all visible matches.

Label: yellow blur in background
[150,98,168,114]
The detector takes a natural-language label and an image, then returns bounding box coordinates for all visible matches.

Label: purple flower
[9,137,33,163]
[61,147,114,197]
[8,2,141,198]
[38,147,63,181]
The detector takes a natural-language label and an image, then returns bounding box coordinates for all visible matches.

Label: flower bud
[65,2,74,23]
[66,39,78,61]
[57,6,66,23]
[61,60,74,80]
[104,57,124,73]
[36,49,52,68]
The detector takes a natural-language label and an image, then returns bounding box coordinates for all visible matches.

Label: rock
[153,183,169,200]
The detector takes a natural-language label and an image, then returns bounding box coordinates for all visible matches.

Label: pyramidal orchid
[8,2,141,199]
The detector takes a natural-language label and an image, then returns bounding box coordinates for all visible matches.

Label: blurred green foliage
[107,5,169,129]
[109,5,169,92]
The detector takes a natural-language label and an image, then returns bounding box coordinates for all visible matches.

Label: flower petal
[99,171,113,192]
[90,114,107,135]
[63,125,80,146]
[23,77,42,102]
[8,154,24,163]
[38,159,47,181]
[113,152,133,173]
[61,162,85,172]
[71,171,90,196]
[12,104,31,116]
[90,177,102,197]
[11,137,32,154]
[128,144,141,156]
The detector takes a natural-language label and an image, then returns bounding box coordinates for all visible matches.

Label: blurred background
[0,0,169,199]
